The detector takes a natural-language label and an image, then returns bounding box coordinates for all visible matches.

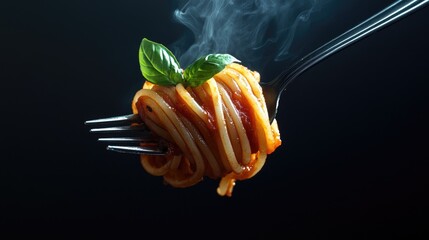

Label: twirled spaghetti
[131,63,281,196]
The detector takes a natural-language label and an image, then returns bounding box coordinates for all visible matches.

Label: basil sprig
[138,38,239,87]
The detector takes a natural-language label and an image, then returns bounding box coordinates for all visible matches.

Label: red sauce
[231,94,258,153]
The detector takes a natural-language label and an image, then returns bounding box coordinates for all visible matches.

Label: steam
[172,0,321,69]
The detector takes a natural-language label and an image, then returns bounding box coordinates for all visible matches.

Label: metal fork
[85,0,429,155]
[85,113,167,155]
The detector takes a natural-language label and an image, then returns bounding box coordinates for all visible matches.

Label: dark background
[1,0,428,238]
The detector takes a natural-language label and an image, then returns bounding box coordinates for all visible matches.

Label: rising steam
[172,0,322,69]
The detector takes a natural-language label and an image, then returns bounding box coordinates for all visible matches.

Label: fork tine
[89,125,147,133]
[85,114,142,125]
[98,137,155,142]
[106,145,166,155]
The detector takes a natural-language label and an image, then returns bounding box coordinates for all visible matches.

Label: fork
[85,0,429,155]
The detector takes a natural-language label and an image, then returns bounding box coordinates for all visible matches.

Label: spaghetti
[132,63,281,196]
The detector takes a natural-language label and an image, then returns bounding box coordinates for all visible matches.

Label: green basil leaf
[139,38,183,86]
[183,54,240,87]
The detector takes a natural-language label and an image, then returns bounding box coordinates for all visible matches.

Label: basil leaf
[139,38,183,86]
[183,54,240,87]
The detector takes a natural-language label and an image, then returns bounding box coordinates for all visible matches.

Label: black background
[1,0,428,239]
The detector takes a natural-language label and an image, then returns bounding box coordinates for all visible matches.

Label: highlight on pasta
[132,38,281,196]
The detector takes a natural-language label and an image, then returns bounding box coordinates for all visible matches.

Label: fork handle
[270,0,429,91]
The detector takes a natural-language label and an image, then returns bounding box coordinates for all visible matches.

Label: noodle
[131,63,281,196]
